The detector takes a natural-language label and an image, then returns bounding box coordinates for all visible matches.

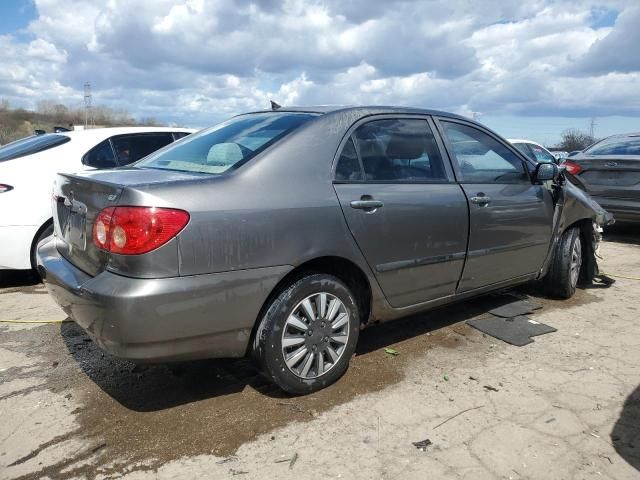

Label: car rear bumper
[36,237,292,362]
[590,195,640,223]
[0,224,39,270]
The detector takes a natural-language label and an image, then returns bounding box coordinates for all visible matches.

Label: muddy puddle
[1,286,606,479]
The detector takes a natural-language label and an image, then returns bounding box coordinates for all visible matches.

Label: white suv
[0,126,194,270]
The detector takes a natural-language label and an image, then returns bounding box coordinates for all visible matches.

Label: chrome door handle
[350,200,384,211]
[470,196,491,205]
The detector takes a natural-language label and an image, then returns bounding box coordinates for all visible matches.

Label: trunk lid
[573,155,640,201]
[52,168,204,276]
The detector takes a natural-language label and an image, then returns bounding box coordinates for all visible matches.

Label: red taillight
[561,160,582,175]
[93,206,189,255]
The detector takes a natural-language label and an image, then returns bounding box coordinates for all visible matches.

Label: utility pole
[589,117,597,139]
[84,82,92,129]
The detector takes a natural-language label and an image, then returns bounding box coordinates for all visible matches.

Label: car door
[436,119,554,292]
[333,116,469,308]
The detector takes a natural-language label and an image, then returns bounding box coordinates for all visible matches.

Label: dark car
[562,132,640,223]
[38,106,611,394]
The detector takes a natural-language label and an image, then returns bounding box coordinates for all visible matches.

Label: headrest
[206,143,244,166]
[385,133,425,160]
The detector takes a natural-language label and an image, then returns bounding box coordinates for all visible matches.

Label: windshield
[586,135,640,156]
[0,134,71,162]
[137,112,317,174]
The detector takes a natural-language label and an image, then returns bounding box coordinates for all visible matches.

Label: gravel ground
[0,226,638,479]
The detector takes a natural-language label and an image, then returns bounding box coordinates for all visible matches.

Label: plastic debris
[412,439,433,451]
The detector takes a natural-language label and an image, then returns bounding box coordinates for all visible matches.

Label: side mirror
[534,162,559,182]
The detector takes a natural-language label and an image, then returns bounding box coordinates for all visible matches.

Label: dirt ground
[0,225,639,479]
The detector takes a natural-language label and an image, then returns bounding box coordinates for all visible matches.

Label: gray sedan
[562,132,640,223]
[38,106,610,394]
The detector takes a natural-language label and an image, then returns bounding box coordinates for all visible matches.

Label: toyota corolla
[38,106,612,394]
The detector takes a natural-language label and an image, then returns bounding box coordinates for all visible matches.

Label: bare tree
[558,128,596,152]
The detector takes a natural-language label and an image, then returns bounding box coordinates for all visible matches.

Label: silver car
[38,106,611,394]
[562,132,640,223]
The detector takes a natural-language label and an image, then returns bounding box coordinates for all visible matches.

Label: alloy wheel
[281,292,350,379]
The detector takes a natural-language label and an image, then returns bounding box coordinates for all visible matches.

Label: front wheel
[545,227,583,299]
[253,273,360,395]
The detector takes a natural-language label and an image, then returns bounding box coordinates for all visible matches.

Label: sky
[1,0,640,145]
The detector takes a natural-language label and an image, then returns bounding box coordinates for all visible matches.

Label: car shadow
[60,290,536,412]
[612,384,640,472]
[0,269,40,288]
[604,223,640,246]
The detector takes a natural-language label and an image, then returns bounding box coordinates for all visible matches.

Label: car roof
[600,132,640,140]
[243,105,470,121]
[59,126,195,141]
[508,138,541,145]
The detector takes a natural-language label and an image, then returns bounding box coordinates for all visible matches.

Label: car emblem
[606,161,618,167]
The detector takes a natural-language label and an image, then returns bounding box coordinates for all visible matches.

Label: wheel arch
[30,217,54,269]
[564,217,598,283]
[246,255,373,356]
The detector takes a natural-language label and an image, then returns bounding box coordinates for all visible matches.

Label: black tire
[253,273,360,395]
[545,227,583,299]
[30,221,54,271]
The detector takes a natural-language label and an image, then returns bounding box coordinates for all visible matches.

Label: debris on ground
[489,298,542,318]
[289,452,298,469]
[229,468,248,476]
[412,439,433,451]
[384,347,399,356]
[483,385,499,392]
[433,405,485,430]
[216,456,239,465]
[467,315,556,347]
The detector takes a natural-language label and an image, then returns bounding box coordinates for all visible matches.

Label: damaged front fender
[539,174,614,283]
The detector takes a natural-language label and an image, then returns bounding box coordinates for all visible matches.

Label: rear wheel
[253,273,360,394]
[546,227,583,299]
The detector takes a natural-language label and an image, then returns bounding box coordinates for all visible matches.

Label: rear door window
[112,133,175,165]
[442,122,528,183]
[351,118,447,182]
[0,134,70,162]
[529,144,556,163]
[512,142,534,159]
[335,137,363,182]
[83,140,117,168]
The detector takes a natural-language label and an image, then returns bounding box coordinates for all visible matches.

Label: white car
[508,138,558,164]
[0,126,194,270]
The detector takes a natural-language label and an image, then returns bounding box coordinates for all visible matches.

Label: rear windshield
[137,112,317,174]
[0,134,71,162]
[586,136,640,156]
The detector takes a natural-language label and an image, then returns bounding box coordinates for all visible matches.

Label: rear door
[436,119,554,292]
[333,116,469,308]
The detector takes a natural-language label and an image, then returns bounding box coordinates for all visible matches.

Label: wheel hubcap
[281,292,350,379]
[569,237,582,288]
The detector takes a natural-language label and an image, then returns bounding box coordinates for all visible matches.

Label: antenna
[84,82,93,128]
[270,100,282,110]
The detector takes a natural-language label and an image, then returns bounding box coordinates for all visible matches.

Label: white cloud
[0,0,638,128]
